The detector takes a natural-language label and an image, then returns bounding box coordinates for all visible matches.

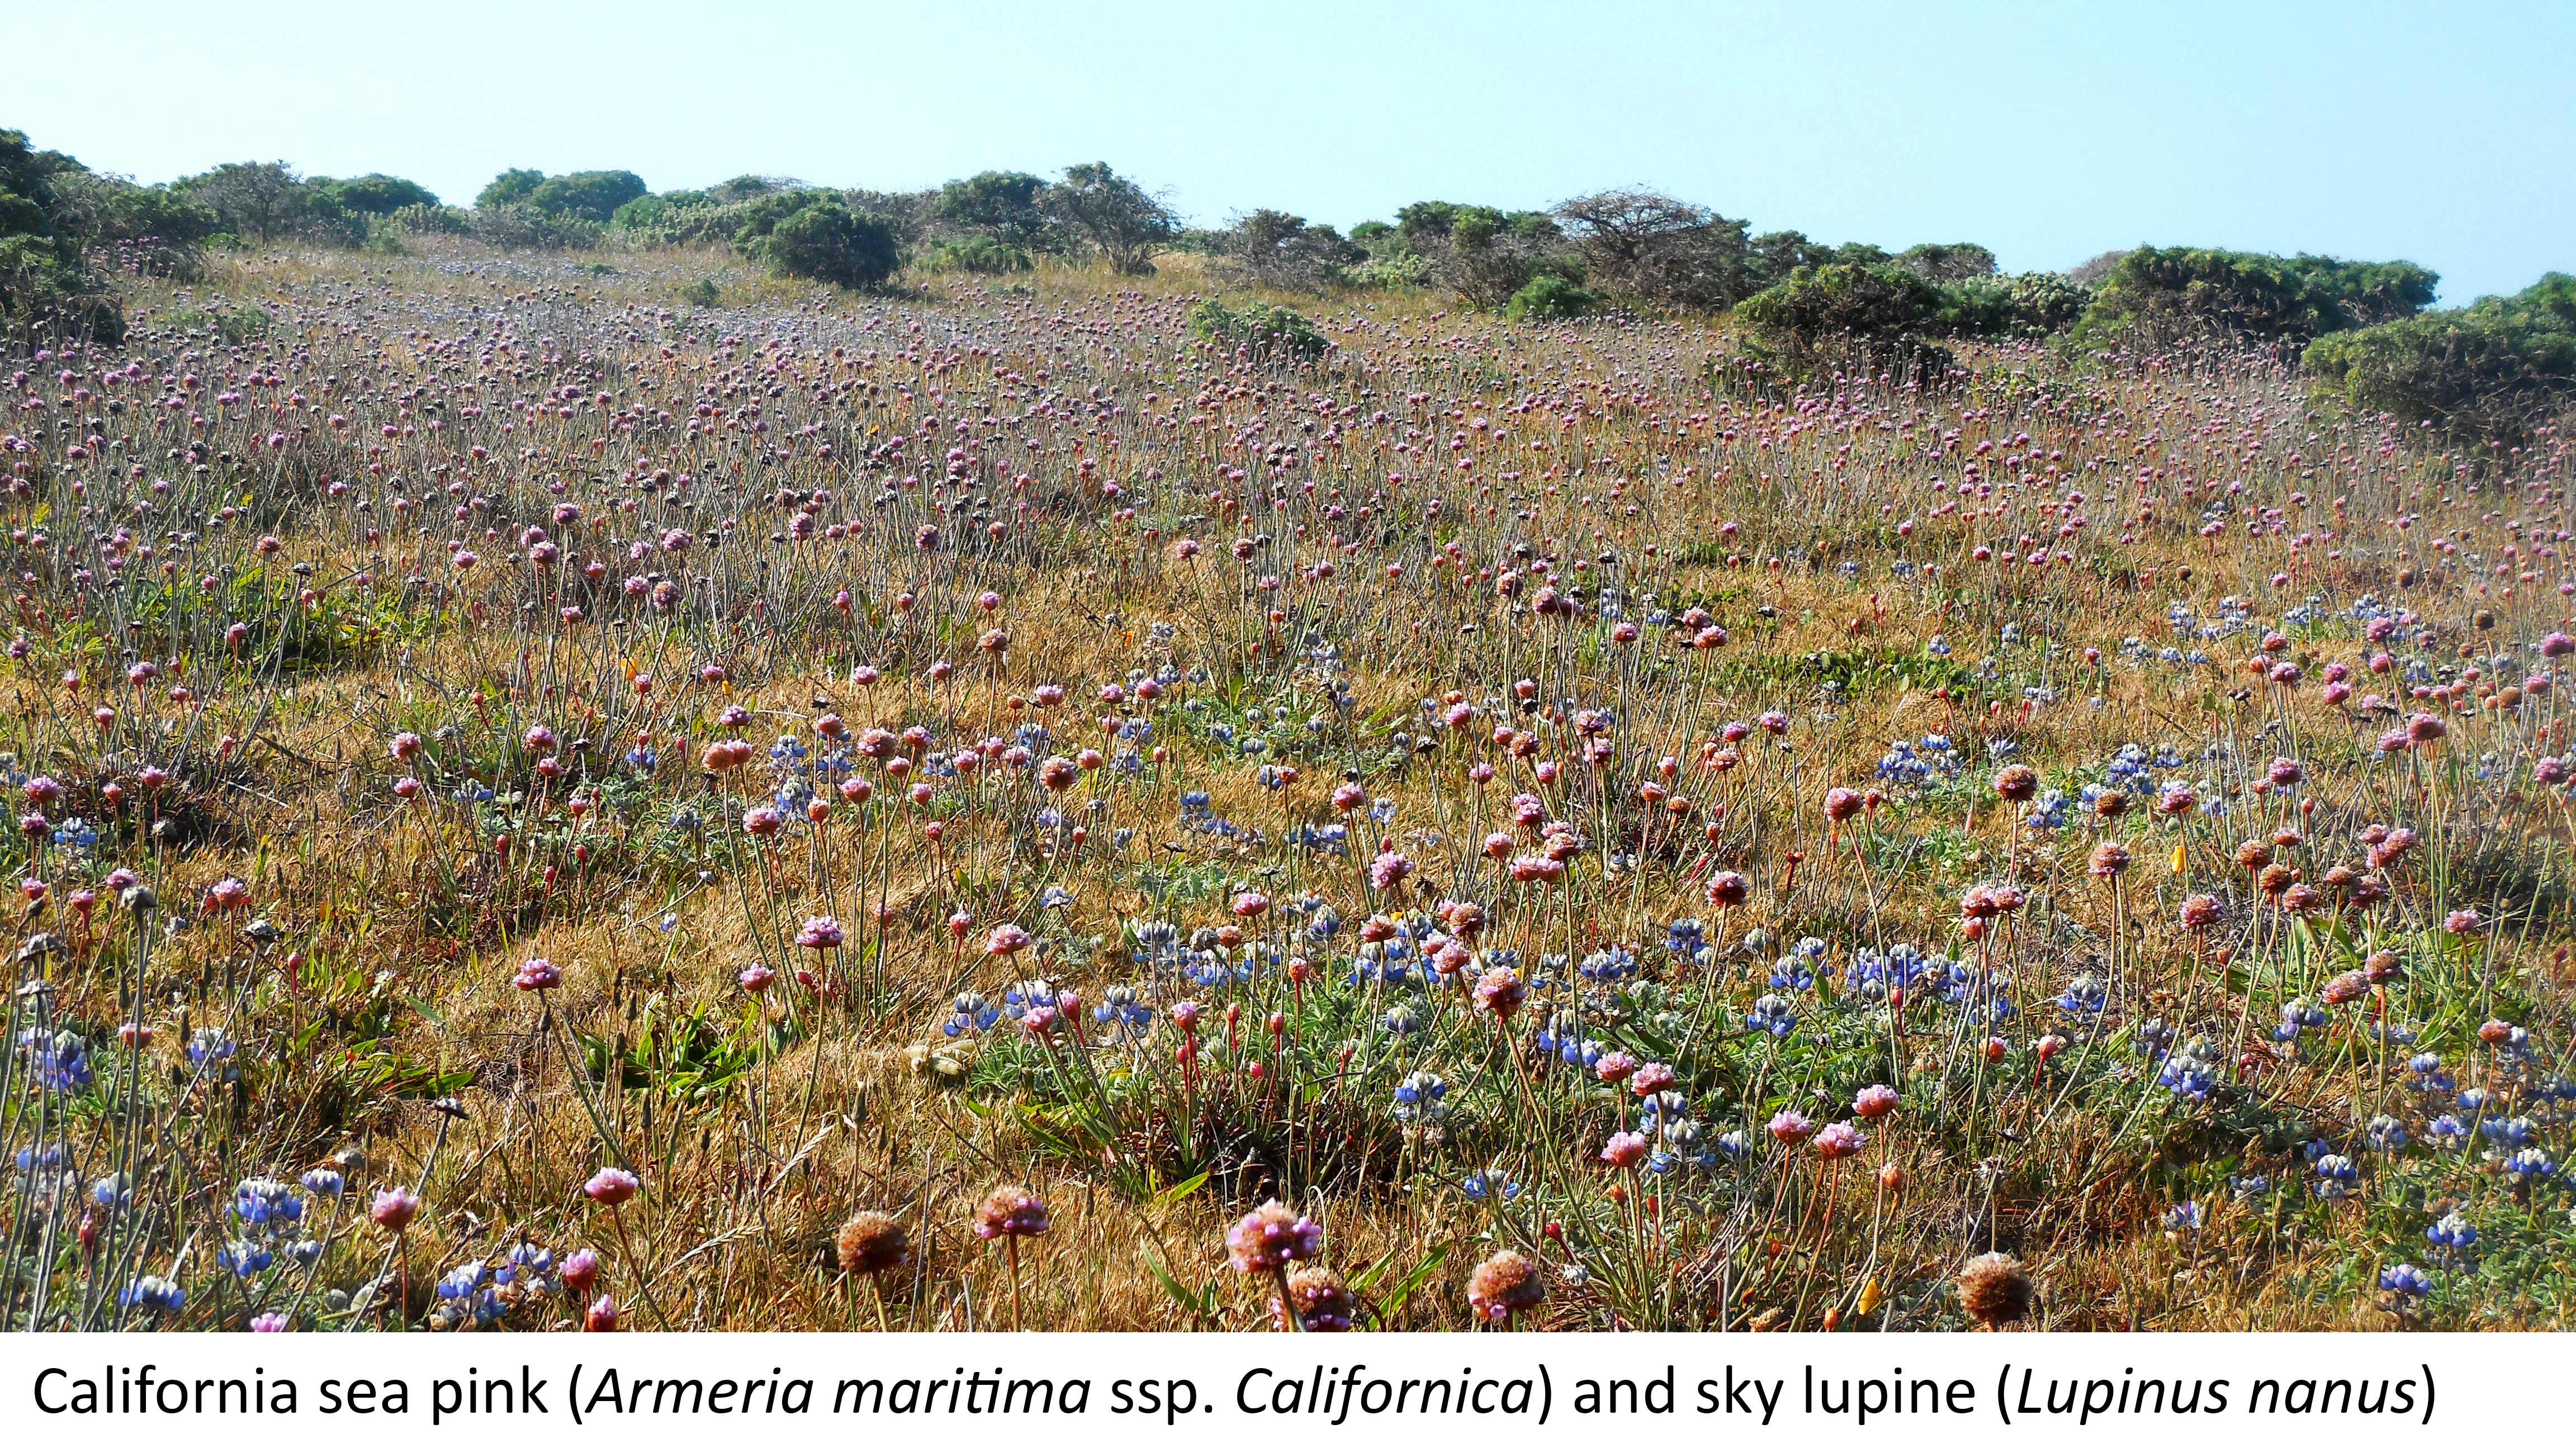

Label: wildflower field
[6,234,2575,1335]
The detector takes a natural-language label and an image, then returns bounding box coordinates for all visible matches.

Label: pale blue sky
[13,1,2569,301]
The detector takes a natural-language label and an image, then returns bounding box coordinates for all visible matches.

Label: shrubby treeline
[3,124,2569,436]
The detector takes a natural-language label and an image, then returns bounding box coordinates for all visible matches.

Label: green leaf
[1135,1238,1217,1318]
[1151,1169,1211,1208]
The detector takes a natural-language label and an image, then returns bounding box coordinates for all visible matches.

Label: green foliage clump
[2303,274,2576,443]
[1046,162,1175,275]
[1552,191,1757,310]
[2,126,230,340]
[1939,271,2095,338]
[933,171,1057,253]
[923,236,1032,274]
[1215,210,1362,291]
[740,200,899,290]
[476,169,646,222]
[1897,242,1998,283]
[1396,201,1573,308]
[173,161,359,243]
[1190,298,1329,363]
[1504,272,1598,321]
[318,173,438,215]
[2080,245,2437,344]
[386,202,471,236]
[1739,262,1946,347]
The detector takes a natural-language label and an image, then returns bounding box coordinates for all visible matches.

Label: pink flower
[1368,851,1413,892]
[738,963,776,991]
[1600,1131,1650,1169]
[584,1166,641,1207]
[797,916,844,950]
[513,958,560,991]
[1852,1084,1898,1119]
[370,1186,419,1232]
[986,924,1032,956]
[1812,1121,1867,1160]
[1226,1200,1325,1272]
[1767,1109,1814,1145]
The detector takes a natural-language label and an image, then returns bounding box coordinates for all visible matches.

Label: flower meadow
[3,238,2574,1335]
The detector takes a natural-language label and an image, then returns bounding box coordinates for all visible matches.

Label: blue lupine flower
[1747,993,1798,1036]
[2312,1153,2360,1200]
[1091,985,1152,1034]
[233,1177,304,1227]
[1664,919,1707,962]
[23,1029,93,1094]
[1637,1090,1688,1128]
[2025,789,2070,832]
[2426,1212,2478,1251]
[2054,975,2108,1017]
[2503,1147,2557,1183]
[2162,1200,2204,1232]
[435,1261,488,1300]
[943,991,1000,1038]
[120,1276,184,1314]
[2365,1115,2408,1152]
[1391,1071,1448,1123]
[2379,1264,2432,1299]
[2273,999,2327,1043]
[1461,1169,1522,1202]
[1578,946,1638,982]
[218,1241,274,1277]
[2157,1039,2224,1100]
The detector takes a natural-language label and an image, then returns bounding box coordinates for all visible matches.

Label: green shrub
[1737,263,1957,375]
[320,173,438,215]
[1215,210,1361,291]
[2303,274,2576,443]
[476,168,544,209]
[387,202,470,236]
[1044,163,1175,275]
[1190,299,1329,363]
[478,169,646,222]
[1,127,159,340]
[934,171,1057,252]
[1395,200,1576,308]
[173,160,357,243]
[1938,271,2093,338]
[1898,242,1997,283]
[745,201,898,289]
[1554,191,1763,310]
[678,277,719,308]
[923,236,1032,274]
[1505,273,1598,321]
[2079,245,2437,344]
[468,204,602,251]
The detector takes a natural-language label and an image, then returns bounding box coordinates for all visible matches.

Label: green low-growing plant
[2303,273,2576,443]
[1504,272,1598,321]
[1189,298,1329,362]
[743,200,899,289]
[2079,246,2437,345]
[924,235,1033,274]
